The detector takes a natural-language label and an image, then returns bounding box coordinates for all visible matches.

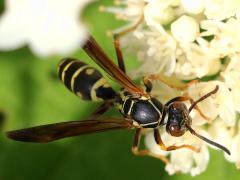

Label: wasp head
[166,102,191,137]
[163,85,230,155]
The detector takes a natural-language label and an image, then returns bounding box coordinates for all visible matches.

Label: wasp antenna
[189,85,219,113]
[186,125,231,155]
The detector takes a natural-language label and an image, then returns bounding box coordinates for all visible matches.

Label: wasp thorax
[120,96,163,128]
[166,102,191,137]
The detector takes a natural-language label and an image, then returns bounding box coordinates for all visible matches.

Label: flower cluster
[0,0,94,57]
[103,0,240,176]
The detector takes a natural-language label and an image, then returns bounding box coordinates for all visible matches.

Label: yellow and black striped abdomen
[58,58,116,101]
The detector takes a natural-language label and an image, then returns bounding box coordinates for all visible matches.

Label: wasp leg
[112,14,144,39]
[153,129,200,152]
[113,36,125,73]
[131,128,169,164]
[145,74,198,90]
[111,15,144,73]
[90,101,114,117]
[143,76,153,93]
[165,96,211,122]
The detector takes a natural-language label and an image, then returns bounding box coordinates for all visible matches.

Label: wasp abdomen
[58,58,116,101]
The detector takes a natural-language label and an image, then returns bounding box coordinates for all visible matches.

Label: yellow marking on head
[61,61,75,82]
[85,68,95,75]
[70,65,89,91]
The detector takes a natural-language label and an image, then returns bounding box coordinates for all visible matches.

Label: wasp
[6,32,230,162]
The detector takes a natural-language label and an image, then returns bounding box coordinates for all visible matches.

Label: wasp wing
[6,117,135,143]
[82,35,144,95]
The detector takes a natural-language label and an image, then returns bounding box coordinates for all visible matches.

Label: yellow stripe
[90,78,110,101]
[58,59,66,71]
[61,61,75,82]
[58,59,69,75]
[70,65,89,91]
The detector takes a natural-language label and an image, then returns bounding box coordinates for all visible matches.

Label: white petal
[231,83,240,113]
[232,134,240,169]
[191,145,209,176]
[0,0,30,50]
[165,149,193,174]
[144,1,175,25]
[217,83,236,127]
[208,120,234,153]
[204,0,240,20]
[181,0,204,14]
[224,134,240,163]
[0,14,26,50]
[171,15,199,42]
[237,9,240,20]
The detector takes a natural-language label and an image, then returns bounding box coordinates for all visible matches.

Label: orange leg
[132,129,169,164]
[112,15,144,72]
[143,76,153,93]
[144,74,198,90]
[90,101,114,117]
[153,129,200,152]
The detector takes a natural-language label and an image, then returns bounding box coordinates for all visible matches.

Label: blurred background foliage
[0,0,239,180]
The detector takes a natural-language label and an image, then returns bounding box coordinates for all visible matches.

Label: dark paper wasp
[6,32,230,162]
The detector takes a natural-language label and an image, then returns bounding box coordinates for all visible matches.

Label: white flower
[0,0,93,57]
[145,129,209,176]
[105,0,240,175]
[204,0,240,20]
